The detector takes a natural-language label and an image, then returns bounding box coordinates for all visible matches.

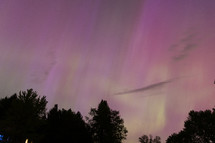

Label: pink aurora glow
[0,0,215,142]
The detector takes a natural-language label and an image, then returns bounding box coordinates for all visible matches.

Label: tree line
[0,89,127,143]
[0,89,215,143]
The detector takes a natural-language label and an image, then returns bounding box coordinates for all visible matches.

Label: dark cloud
[180,33,196,42]
[173,53,187,61]
[30,48,57,84]
[114,79,173,95]
[169,31,198,61]
[182,44,197,53]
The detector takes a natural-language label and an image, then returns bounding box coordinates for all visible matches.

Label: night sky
[0,0,215,142]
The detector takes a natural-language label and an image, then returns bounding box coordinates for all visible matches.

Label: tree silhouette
[153,136,161,143]
[167,108,215,143]
[0,89,47,143]
[139,135,149,143]
[87,100,127,143]
[139,134,161,143]
[42,104,93,143]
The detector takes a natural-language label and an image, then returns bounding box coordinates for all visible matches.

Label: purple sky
[0,0,215,142]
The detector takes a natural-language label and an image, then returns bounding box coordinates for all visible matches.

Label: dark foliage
[42,104,93,143]
[139,134,161,143]
[87,100,128,143]
[0,89,47,143]
[167,108,215,143]
[0,90,129,143]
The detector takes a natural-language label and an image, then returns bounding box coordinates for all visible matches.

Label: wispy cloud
[114,79,173,95]
[30,48,57,84]
[169,30,198,61]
